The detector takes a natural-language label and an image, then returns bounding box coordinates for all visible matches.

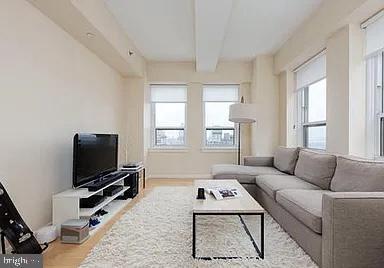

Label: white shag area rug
[81,187,318,268]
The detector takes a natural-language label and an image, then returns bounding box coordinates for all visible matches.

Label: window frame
[369,51,384,158]
[202,85,239,149]
[296,78,327,150]
[150,85,188,149]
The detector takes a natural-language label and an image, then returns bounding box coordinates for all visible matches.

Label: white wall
[326,26,351,154]
[348,24,366,157]
[278,73,288,146]
[326,24,365,156]
[280,71,297,147]
[125,77,147,162]
[145,62,253,178]
[286,71,297,148]
[0,0,127,229]
[251,56,280,156]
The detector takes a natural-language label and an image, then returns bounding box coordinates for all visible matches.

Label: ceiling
[105,0,323,71]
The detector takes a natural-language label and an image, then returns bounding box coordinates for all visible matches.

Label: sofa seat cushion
[211,164,285,184]
[294,149,337,190]
[273,147,300,175]
[330,156,384,192]
[256,174,321,199]
[276,190,330,234]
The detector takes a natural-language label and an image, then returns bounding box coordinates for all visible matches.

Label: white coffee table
[193,179,265,260]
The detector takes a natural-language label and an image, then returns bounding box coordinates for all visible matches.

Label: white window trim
[150,85,188,149]
[202,85,240,150]
[201,148,238,152]
[376,114,384,159]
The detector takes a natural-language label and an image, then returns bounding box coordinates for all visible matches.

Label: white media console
[52,174,131,236]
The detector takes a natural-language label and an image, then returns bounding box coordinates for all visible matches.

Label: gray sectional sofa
[211,147,384,268]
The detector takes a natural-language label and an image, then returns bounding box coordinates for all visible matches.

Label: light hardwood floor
[43,179,194,268]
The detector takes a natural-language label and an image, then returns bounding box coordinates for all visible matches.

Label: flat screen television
[73,133,118,188]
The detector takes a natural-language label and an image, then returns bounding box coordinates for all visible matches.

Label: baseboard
[148,174,212,179]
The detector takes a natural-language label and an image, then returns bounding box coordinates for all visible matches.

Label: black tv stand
[116,169,142,200]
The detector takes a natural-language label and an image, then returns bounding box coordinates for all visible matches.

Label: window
[150,85,187,147]
[203,85,239,148]
[295,53,327,150]
[364,13,384,158]
[366,52,384,157]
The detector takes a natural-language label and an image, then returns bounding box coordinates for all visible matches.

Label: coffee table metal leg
[260,213,264,259]
[143,168,146,189]
[239,215,262,258]
[193,213,264,260]
[192,213,196,258]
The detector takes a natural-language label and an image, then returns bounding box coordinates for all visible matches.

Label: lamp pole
[237,123,241,165]
[237,96,244,165]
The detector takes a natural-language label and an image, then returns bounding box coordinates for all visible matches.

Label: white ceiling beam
[194,0,233,72]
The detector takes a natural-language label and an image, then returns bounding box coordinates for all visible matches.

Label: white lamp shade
[229,103,256,123]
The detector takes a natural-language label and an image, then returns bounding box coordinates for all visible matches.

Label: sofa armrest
[322,192,384,268]
[243,156,273,167]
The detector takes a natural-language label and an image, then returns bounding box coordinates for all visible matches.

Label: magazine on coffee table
[206,187,242,200]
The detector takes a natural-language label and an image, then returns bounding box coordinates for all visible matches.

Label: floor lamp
[229,97,256,165]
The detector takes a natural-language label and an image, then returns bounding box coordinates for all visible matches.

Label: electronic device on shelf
[84,171,129,191]
[122,161,143,168]
[121,167,143,172]
[79,195,107,208]
[0,182,48,254]
[72,133,118,189]
[103,185,124,196]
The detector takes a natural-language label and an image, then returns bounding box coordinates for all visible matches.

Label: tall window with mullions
[150,85,187,147]
[364,12,384,158]
[295,53,327,150]
[203,85,239,148]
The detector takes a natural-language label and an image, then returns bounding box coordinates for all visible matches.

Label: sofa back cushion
[330,156,384,192]
[273,147,299,174]
[294,149,337,189]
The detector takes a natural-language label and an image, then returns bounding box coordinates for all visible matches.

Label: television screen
[73,133,118,188]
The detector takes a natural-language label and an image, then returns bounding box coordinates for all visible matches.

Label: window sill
[201,147,237,153]
[374,156,384,161]
[303,147,326,152]
[148,147,190,153]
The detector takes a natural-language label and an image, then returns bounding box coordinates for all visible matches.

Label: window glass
[366,52,384,156]
[155,103,185,128]
[306,125,326,150]
[205,102,234,128]
[206,129,235,147]
[308,79,326,122]
[155,129,185,146]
